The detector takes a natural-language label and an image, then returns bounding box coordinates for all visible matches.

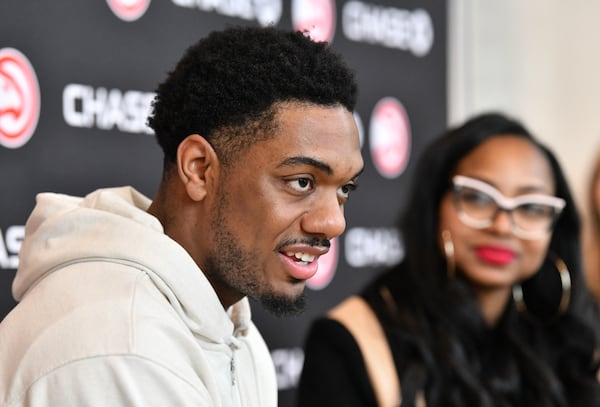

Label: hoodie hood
[14,186,249,343]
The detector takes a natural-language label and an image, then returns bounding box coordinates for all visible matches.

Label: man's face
[203,103,363,316]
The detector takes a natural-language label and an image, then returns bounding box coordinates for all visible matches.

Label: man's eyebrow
[278,156,333,175]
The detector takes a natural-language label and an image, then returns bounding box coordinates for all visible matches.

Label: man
[0,26,363,406]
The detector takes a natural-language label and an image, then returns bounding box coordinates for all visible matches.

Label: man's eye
[289,178,313,192]
[339,183,357,199]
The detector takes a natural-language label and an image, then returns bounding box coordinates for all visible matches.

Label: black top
[297,316,378,407]
[298,262,600,407]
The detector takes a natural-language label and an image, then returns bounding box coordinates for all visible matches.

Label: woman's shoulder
[328,295,381,333]
[328,295,402,407]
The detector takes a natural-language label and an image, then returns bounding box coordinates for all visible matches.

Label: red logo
[0,48,40,149]
[292,0,336,43]
[106,0,151,21]
[307,237,339,290]
[369,97,411,179]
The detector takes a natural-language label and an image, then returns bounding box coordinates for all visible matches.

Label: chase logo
[0,226,24,270]
[0,48,40,149]
[106,0,151,21]
[292,0,336,43]
[171,0,282,27]
[342,2,434,56]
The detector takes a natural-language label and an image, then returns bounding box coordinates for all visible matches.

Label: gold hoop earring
[512,253,571,314]
[441,230,455,279]
[550,254,571,313]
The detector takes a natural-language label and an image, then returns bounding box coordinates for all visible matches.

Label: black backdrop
[0,1,446,405]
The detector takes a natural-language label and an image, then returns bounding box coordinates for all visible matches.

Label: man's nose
[301,193,346,239]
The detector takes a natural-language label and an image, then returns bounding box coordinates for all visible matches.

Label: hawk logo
[106,0,151,21]
[369,97,411,179]
[0,48,40,149]
[292,0,336,43]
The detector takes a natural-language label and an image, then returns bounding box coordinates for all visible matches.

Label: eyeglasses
[451,175,566,240]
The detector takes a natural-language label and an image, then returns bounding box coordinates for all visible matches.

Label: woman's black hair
[365,112,600,406]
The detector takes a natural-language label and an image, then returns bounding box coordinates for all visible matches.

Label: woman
[297,112,600,407]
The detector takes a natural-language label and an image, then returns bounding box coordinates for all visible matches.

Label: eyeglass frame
[450,175,566,240]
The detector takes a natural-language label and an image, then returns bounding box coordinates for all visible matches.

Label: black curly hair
[147,25,357,167]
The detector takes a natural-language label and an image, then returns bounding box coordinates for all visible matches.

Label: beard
[204,193,307,317]
[260,292,306,317]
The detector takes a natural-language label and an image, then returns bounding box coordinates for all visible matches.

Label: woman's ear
[176,134,220,201]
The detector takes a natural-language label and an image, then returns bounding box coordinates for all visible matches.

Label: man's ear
[176,134,220,202]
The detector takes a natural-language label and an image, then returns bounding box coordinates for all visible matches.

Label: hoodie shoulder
[13,187,160,301]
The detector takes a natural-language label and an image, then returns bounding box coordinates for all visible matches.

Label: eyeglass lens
[455,186,557,237]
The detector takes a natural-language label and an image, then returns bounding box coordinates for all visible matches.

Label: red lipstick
[475,246,516,266]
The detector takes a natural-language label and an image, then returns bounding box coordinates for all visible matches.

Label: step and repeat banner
[0,0,446,404]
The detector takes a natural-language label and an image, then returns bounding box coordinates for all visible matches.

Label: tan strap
[329,295,401,407]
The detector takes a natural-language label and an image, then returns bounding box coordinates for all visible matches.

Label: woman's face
[439,135,557,295]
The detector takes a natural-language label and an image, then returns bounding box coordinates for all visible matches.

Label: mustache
[277,237,331,250]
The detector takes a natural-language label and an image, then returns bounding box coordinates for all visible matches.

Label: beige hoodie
[0,187,277,407]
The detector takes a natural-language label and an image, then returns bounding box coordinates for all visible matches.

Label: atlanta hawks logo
[369,97,411,179]
[307,237,339,290]
[292,0,337,43]
[0,48,40,149]
[106,0,151,21]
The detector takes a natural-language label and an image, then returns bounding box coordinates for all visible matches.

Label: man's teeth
[285,252,316,263]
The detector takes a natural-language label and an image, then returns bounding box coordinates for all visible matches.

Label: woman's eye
[518,203,553,218]
[462,189,493,206]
